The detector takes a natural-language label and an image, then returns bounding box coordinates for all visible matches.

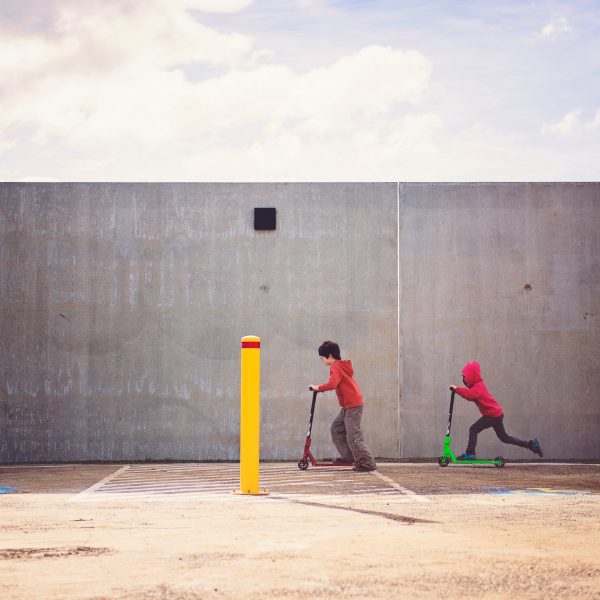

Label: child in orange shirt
[309,340,377,472]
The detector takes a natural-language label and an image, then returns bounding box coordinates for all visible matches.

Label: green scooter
[438,390,505,468]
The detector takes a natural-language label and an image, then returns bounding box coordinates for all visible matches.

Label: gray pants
[330,406,377,470]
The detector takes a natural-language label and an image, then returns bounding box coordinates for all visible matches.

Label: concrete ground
[1,462,599,599]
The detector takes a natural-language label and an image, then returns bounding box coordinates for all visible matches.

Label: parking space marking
[72,463,425,502]
[373,470,431,502]
[71,465,130,501]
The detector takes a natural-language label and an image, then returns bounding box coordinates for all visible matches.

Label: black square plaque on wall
[254,207,277,230]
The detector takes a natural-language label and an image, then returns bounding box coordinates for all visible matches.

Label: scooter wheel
[494,456,506,468]
[297,460,309,470]
[438,456,450,467]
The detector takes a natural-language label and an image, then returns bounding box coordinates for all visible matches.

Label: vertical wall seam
[397,181,402,458]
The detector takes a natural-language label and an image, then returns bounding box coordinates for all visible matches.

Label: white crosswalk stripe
[71,463,424,502]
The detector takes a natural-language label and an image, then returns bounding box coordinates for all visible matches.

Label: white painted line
[70,463,360,501]
[0,464,123,469]
[121,480,233,488]
[373,470,430,503]
[70,465,131,502]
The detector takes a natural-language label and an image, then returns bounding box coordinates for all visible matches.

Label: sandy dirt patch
[0,463,599,599]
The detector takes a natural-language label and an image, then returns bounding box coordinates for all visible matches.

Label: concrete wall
[400,183,600,460]
[0,183,399,462]
[0,182,598,462]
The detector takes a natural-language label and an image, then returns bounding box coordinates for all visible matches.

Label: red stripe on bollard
[241,341,261,348]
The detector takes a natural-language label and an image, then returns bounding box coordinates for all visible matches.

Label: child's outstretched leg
[492,416,543,457]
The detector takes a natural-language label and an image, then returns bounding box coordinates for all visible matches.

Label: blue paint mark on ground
[0,486,16,495]
[484,487,593,495]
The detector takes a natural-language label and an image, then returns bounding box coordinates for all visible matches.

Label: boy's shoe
[456,453,476,460]
[352,465,376,472]
[333,457,354,465]
[529,438,543,457]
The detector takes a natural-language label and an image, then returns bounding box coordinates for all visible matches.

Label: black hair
[318,340,341,360]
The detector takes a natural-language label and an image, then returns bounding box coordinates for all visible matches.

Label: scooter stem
[307,391,318,438]
[446,389,456,436]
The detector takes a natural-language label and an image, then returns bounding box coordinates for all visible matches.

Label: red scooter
[297,391,354,470]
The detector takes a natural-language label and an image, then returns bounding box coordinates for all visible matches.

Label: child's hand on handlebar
[449,385,457,391]
[309,385,319,392]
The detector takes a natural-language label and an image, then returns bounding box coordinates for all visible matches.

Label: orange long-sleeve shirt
[318,360,364,409]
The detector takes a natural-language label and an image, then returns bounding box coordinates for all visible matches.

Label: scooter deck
[298,437,353,470]
[450,458,498,464]
[310,462,354,467]
[439,435,505,467]
[298,391,355,470]
[439,454,505,467]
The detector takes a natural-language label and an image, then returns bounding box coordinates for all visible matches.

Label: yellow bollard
[235,335,268,495]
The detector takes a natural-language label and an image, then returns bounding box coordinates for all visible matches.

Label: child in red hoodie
[309,340,377,472]
[450,361,543,460]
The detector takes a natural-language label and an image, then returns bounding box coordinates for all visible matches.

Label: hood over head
[335,359,354,377]
[462,361,482,387]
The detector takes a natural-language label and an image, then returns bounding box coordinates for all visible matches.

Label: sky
[0,0,599,181]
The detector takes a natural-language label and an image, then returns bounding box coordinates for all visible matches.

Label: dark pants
[467,414,530,454]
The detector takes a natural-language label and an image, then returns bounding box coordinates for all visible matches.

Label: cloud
[0,1,436,180]
[537,16,572,40]
[0,1,257,145]
[541,110,582,135]
[0,0,254,33]
[6,2,594,182]
[186,0,255,12]
[295,0,324,7]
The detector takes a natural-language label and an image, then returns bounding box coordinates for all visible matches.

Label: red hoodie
[318,360,364,409]
[454,361,503,418]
